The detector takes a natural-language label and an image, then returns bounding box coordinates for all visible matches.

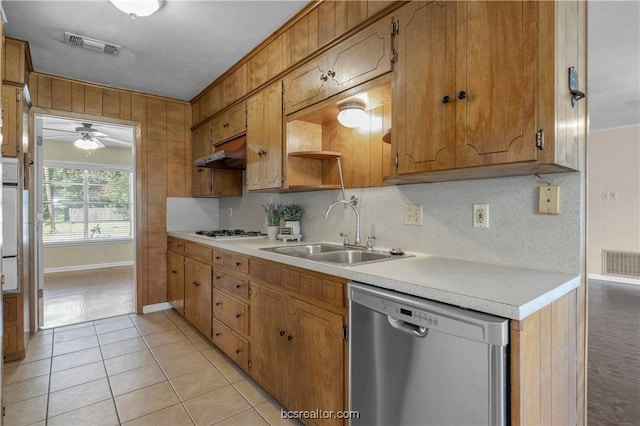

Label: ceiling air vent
[63,32,121,55]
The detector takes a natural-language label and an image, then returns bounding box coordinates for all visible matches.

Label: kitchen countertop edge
[167,232,580,320]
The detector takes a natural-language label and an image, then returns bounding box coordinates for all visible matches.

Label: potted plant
[262,202,282,240]
[281,203,304,235]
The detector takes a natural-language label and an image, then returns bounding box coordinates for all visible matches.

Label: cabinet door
[184,258,212,337]
[287,298,344,425]
[1,85,20,158]
[191,122,212,196]
[327,15,393,96]
[455,1,538,167]
[283,57,328,115]
[167,251,185,315]
[246,81,283,191]
[393,1,456,175]
[212,102,247,145]
[249,283,288,403]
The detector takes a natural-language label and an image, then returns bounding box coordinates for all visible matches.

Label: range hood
[194,136,246,169]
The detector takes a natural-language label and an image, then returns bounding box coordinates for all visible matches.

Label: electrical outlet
[404,205,422,226]
[538,185,561,214]
[473,204,489,228]
[227,207,233,217]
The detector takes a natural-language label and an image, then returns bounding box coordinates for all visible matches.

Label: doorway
[34,114,136,328]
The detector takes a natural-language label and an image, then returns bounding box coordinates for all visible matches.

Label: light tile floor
[3,310,299,426]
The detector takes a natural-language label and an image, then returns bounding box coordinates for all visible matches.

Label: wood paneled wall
[510,290,579,425]
[29,72,191,312]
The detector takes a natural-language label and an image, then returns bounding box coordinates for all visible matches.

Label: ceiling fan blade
[99,136,132,147]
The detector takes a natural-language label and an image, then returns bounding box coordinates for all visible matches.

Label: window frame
[42,160,135,246]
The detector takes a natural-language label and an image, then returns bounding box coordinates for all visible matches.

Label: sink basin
[263,243,344,257]
[261,244,412,266]
[306,250,392,265]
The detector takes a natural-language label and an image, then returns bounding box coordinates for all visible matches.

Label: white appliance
[2,158,19,293]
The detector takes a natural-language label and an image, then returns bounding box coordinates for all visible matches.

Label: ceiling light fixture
[74,133,105,150]
[337,100,368,128]
[110,0,163,19]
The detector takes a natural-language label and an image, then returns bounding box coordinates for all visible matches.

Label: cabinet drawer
[214,250,249,274]
[212,318,249,371]
[213,289,249,336]
[212,102,247,144]
[3,295,18,321]
[167,237,185,253]
[251,260,346,308]
[214,271,249,300]
[184,242,212,263]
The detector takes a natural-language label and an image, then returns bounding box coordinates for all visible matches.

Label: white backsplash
[217,172,582,275]
[166,197,220,231]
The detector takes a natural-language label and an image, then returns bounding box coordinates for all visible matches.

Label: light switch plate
[539,185,561,214]
[404,205,422,226]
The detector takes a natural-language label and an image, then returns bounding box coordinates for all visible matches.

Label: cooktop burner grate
[194,229,265,238]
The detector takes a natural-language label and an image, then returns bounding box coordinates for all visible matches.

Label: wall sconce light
[110,0,163,19]
[74,133,105,150]
[337,100,368,128]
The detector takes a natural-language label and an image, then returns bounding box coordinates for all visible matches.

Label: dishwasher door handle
[387,316,429,338]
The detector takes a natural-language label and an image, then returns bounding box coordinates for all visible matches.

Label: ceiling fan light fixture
[110,0,163,19]
[74,134,105,150]
[337,100,368,128]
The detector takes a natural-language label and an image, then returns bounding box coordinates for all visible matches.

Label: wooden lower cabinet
[184,257,212,337]
[167,250,185,315]
[250,281,345,426]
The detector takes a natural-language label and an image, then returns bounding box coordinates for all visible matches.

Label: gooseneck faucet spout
[324,199,360,246]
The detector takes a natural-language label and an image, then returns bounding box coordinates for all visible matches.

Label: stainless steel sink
[263,243,344,257]
[261,244,411,266]
[306,250,392,265]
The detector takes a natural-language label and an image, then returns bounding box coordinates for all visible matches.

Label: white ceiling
[3,1,640,132]
[2,0,308,101]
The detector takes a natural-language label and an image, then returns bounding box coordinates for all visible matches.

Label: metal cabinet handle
[327,70,335,77]
[236,284,242,289]
[280,330,285,336]
[216,302,221,306]
[236,262,242,267]
[287,335,293,341]
[320,74,328,81]
[216,276,222,280]
[215,333,221,337]
[171,270,177,274]
[442,95,450,104]
[457,91,466,100]
[235,313,242,319]
[236,349,242,354]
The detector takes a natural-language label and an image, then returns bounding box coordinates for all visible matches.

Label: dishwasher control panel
[380,299,440,328]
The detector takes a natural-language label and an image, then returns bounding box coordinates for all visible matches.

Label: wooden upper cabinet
[246,81,284,191]
[455,1,538,167]
[211,102,246,145]
[392,1,456,174]
[221,64,247,108]
[284,14,393,115]
[388,0,583,182]
[1,85,22,157]
[326,15,392,96]
[3,37,29,85]
[191,121,213,197]
[283,58,328,115]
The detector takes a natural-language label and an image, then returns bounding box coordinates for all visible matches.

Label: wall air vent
[602,250,640,278]
[63,32,121,55]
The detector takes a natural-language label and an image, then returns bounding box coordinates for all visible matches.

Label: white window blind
[42,163,133,244]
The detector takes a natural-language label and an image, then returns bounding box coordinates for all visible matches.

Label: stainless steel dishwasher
[349,282,509,426]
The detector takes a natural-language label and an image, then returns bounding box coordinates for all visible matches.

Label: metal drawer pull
[236,284,242,289]
[235,313,242,318]
[236,349,242,354]
[216,302,221,306]
[280,330,285,336]
[287,335,293,341]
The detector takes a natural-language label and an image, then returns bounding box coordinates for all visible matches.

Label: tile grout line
[94,320,123,426]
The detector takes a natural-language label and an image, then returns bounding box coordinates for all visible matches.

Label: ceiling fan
[42,118,133,150]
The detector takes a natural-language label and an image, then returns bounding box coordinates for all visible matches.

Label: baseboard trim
[143,302,173,314]
[588,273,640,286]
[44,261,134,274]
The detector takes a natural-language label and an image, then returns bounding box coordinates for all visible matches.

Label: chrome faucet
[325,197,361,246]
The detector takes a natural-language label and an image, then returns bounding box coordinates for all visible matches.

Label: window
[42,163,133,244]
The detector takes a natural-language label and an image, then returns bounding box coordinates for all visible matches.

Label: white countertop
[168,231,580,320]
